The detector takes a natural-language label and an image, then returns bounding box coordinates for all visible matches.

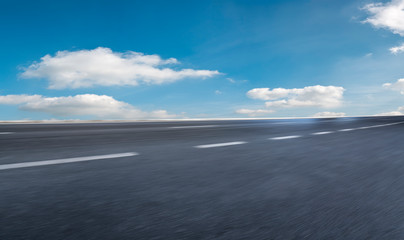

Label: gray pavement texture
[1,116,404,239]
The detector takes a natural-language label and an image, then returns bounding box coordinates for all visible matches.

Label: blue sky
[1,0,404,120]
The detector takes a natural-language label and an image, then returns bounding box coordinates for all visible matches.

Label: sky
[1,0,404,120]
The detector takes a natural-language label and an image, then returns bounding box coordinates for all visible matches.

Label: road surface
[1,116,404,239]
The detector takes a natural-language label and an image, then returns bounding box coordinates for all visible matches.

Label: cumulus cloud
[0,94,177,119]
[313,112,346,117]
[20,47,220,89]
[247,85,345,108]
[363,0,404,36]
[383,78,404,94]
[375,106,404,116]
[247,88,291,101]
[390,43,404,54]
[235,109,274,117]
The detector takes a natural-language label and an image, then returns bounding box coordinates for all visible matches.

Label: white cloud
[0,94,42,104]
[363,0,404,36]
[20,47,220,89]
[235,108,274,117]
[383,78,404,94]
[375,106,404,116]
[247,85,345,108]
[313,112,346,117]
[390,43,404,54]
[215,90,222,95]
[0,94,177,119]
[247,88,290,100]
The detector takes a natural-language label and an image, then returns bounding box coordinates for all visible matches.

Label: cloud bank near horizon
[0,94,177,119]
[247,85,345,108]
[313,112,346,117]
[375,106,404,116]
[236,85,345,117]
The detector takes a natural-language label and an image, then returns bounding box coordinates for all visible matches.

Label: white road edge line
[169,125,218,129]
[0,132,14,134]
[357,126,374,129]
[269,135,302,140]
[336,121,404,133]
[0,152,139,171]
[356,122,404,130]
[194,141,247,148]
[312,131,334,135]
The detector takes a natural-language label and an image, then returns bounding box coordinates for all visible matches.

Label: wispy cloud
[226,77,247,84]
[0,94,177,119]
[383,78,404,94]
[226,78,236,84]
[20,47,220,89]
[390,43,404,54]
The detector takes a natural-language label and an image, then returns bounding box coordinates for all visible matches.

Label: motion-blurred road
[1,116,404,239]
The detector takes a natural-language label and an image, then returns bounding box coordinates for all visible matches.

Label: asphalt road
[1,116,404,239]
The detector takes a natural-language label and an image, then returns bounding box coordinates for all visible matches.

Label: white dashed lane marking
[0,132,14,134]
[312,131,334,135]
[193,121,404,149]
[338,129,354,132]
[169,125,219,129]
[269,135,302,140]
[194,141,247,149]
[0,152,138,171]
